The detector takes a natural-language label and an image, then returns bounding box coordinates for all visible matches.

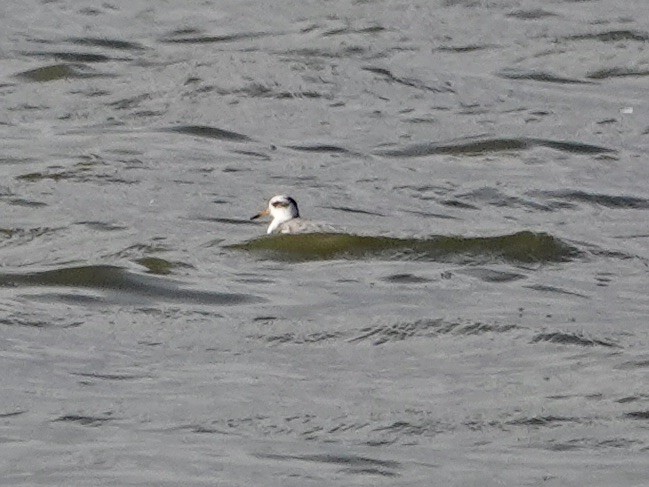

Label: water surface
[1,0,649,485]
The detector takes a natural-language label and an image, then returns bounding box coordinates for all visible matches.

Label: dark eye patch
[272,201,288,208]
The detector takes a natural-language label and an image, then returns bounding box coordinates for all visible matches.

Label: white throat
[267,208,296,234]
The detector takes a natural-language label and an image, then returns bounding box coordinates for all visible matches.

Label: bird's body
[251,195,335,234]
[273,217,336,234]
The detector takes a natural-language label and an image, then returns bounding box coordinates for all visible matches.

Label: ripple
[381,273,432,284]
[6,198,47,208]
[435,44,497,53]
[347,319,520,345]
[535,190,649,209]
[254,452,400,477]
[212,82,328,100]
[375,137,614,157]
[135,257,191,275]
[22,51,127,63]
[506,9,558,20]
[0,265,260,306]
[75,221,128,232]
[250,318,520,346]
[16,167,137,185]
[13,63,110,82]
[625,411,649,420]
[66,37,146,51]
[71,371,152,381]
[321,25,387,37]
[254,330,344,345]
[324,205,385,216]
[227,231,580,263]
[362,66,455,93]
[615,359,649,370]
[0,313,83,329]
[524,284,588,298]
[52,414,116,427]
[0,227,62,249]
[458,268,526,283]
[0,410,26,418]
[531,332,619,348]
[565,30,649,43]
[372,418,447,437]
[282,46,368,59]
[159,30,276,44]
[107,94,151,110]
[286,144,355,154]
[587,67,649,80]
[506,415,580,427]
[455,187,556,211]
[161,125,252,142]
[498,68,594,85]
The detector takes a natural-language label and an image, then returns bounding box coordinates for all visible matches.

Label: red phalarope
[251,195,336,234]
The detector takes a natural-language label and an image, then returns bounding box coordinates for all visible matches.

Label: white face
[251,195,300,223]
[268,195,298,218]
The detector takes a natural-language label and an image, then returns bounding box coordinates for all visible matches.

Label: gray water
[2,0,649,485]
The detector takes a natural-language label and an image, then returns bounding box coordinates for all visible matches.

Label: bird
[250,194,336,234]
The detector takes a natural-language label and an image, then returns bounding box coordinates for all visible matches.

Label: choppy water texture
[1,0,649,485]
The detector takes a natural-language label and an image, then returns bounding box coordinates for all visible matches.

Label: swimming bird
[251,194,336,234]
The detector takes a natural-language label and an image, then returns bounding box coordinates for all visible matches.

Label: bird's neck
[268,212,295,234]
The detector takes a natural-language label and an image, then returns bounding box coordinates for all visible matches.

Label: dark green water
[229,231,579,263]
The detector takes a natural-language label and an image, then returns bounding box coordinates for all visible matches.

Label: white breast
[276,218,337,234]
